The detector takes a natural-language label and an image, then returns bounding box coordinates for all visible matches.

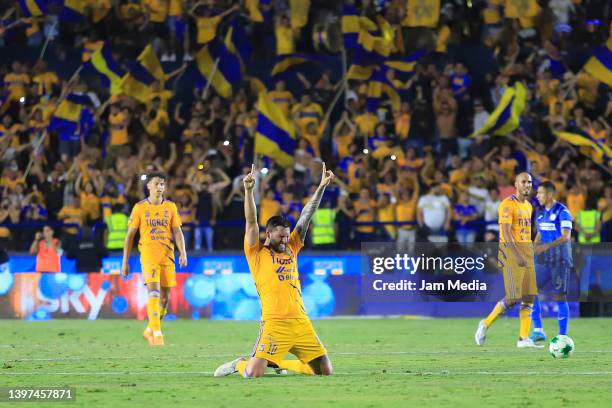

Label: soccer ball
[548,335,575,359]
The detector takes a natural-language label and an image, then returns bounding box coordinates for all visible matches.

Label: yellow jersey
[498,195,532,243]
[4,73,30,100]
[378,202,396,239]
[109,111,128,145]
[268,90,294,116]
[396,197,417,230]
[275,23,294,55]
[57,205,86,235]
[244,230,307,320]
[80,192,101,221]
[128,199,182,265]
[32,72,59,96]
[355,113,379,136]
[145,0,168,23]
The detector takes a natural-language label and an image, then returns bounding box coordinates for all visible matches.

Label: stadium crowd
[0,0,610,254]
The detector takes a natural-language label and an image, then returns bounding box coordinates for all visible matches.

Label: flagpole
[202,57,221,99]
[21,131,47,181]
[341,49,348,108]
[38,20,58,61]
[323,77,347,124]
[22,64,84,182]
[170,64,189,92]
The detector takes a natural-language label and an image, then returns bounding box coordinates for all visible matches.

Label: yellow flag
[402,0,440,28]
[504,0,540,19]
[290,0,310,29]
[138,44,165,82]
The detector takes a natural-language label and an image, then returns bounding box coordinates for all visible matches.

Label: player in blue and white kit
[530,181,573,342]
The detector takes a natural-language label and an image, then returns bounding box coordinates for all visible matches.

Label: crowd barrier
[2,249,607,320]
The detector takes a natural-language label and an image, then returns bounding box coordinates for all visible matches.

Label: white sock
[533,328,543,333]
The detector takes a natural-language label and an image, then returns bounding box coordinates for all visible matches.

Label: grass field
[1,318,612,407]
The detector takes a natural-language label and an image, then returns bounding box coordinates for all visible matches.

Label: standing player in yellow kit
[121,172,188,346]
[475,172,543,348]
[214,162,335,377]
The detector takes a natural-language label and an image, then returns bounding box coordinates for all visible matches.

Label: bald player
[475,172,543,348]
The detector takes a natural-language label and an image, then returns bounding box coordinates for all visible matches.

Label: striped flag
[119,44,165,103]
[87,43,125,95]
[255,93,296,168]
[195,40,241,98]
[583,39,612,87]
[471,82,526,137]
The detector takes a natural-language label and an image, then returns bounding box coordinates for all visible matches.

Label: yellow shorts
[498,247,537,299]
[251,318,327,366]
[142,263,176,287]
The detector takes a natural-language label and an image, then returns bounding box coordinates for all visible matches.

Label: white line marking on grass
[1,371,612,377]
[6,350,612,363]
[333,350,612,355]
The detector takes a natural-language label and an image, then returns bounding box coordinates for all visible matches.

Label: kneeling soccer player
[214,163,334,377]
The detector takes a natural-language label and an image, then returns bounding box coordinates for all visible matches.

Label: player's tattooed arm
[243,164,259,246]
[295,162,335,241]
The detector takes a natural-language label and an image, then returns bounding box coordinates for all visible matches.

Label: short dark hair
[539,181,556,193]
[147,172,167,182]
[266,215,291,231]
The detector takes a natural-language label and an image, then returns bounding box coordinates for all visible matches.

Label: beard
[270,241,286,253]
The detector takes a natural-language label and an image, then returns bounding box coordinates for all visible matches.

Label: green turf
[1,318,611,407]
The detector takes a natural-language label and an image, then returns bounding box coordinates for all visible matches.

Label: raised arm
[243,164,259,246]
[294,162,335,241]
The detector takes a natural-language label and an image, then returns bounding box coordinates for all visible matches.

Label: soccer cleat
[475,319,488,346]
[273,368,288,375]
[149,333,165,347]
[143,327,153,343]
[213,357,246,377]
[529,331,547,342]
[517,338,544,348]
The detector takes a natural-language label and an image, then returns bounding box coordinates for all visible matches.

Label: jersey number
[258,343,278,355]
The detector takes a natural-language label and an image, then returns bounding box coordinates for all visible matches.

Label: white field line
[4,350,612,363]
[1,371,612,377]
